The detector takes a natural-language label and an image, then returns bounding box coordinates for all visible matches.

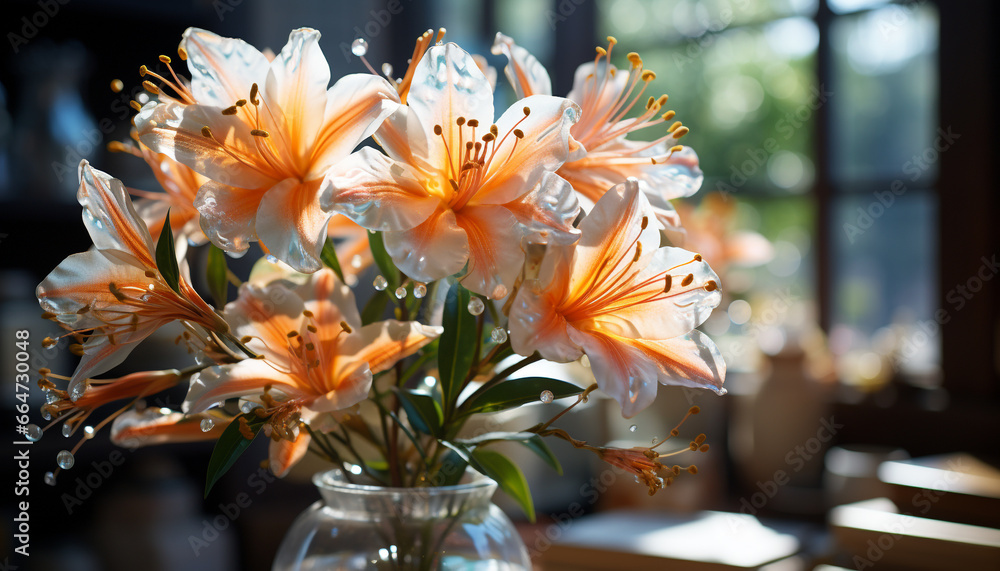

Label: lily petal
[293,268,362,334]
[78,161,155,266]
[184,359,311,413]
[503,172,581,246]
[627,330,727,395]
[340,320,442,376]
[265,28,331,163]
[408,43,495,171]
[308,74,400,177]
[269,430,312,477]
[255,177,331,272]
[454,204,524,299]
[111,409,224,448]
[183,27,271,108]
[321,147,439,232]
[137,101,276,189]
[567,328,659,419]
[509,282,582,362]
[194,180,268,255]
[491,33,553,99]
[475,95,581,205]
[383,207,469,283]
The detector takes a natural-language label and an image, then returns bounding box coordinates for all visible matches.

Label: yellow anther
[673,126,690,139]
[641,70,656,82]
[250,129,270,138]
[110,79,124,93]
[142,80,160,94]
[201,126,213,138]
[222,106,239,115]
[159,55,172,64]
[139,65,148,76]
[178,46,188,60]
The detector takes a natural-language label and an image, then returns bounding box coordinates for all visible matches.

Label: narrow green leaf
[454,432,562,475]
[461,377,584,415]
[469,449,535,522]
[360,290,390,325]
[206,245,229,308]
[368,231,399,289]
[155,210,181,294]
[396,389,443,436]
[438,282,476,415]
[205,412,266,497]
[520,435,562,475]
[320,238,346,283]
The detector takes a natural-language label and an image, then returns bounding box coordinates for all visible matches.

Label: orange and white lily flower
[111,138,209,245]
[509,179,726,418]
[136,27,398,272]
[492,34,703,228]
[37,161,227,395]
[322,42,583,299]
[184,268,441,476]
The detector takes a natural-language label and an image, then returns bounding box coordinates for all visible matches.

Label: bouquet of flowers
[30,26,726,520]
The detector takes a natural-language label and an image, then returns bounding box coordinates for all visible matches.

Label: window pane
[830,4,938,185]
[830,192,939,381]
[630,19,817,194]
[597,0,818,45]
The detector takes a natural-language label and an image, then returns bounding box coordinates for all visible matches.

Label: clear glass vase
[272,469,531,571]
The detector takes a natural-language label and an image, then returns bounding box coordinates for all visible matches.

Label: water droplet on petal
[491,327,508,344]
[46,391,60,403]
[351,38,368,57]
[25,424,43,442]
[539,390,554,404]
[200,418,215,432]
[629,424,637,432]
[394,286,407,299]
[413,283,427,298]
[467,297,485,316]
[240,402,259,414]
[44,472,57,486]
[41,409,52,421]
[62,423,73,437]
[69,383,86,402]
[57,450,75,470]
[381,62,393,76]
[83,426,95,438]
[373,275,388,291]
[266,254,279,264]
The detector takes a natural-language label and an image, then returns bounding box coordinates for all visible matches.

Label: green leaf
[455,432,562,475]
[361,290,390,325]
[435,449,469,487]
[438,282,476,415]
[206,245,229,308]
[155,210,182,294]
[320,238,346,283]
[205,412,266,497]
[396,389,443,436]
[461,377,584,415]
[469,449,535,522]
[520,435,562,475]
[368,231,399,290]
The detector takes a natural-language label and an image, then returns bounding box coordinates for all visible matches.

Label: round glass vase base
[272,469,531,571]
